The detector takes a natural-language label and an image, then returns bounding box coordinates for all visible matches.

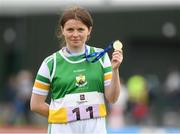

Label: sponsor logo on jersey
[80,94,85,100]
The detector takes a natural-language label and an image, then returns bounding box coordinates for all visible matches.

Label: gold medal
[113,40,123,51]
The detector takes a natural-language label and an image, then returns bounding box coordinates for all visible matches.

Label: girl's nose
[72,31,79,37]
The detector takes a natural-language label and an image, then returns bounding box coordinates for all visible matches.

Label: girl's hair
[56,6,93,46]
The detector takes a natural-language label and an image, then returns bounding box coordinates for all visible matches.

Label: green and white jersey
[33,45,112,123]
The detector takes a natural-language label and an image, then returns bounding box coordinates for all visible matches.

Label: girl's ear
[61,26,64,35]
[88,26,92,35]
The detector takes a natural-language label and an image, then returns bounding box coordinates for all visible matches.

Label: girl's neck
[66,45,85,54]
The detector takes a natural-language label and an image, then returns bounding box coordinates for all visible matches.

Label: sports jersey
[32,45,112,123]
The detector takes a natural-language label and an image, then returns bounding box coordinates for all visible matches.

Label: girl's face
[61,19,92,50]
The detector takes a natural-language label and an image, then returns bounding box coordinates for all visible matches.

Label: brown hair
[56,6,93,46]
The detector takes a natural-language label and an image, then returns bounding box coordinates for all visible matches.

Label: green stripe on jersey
[104,66,112,73]
[36,74,50,84]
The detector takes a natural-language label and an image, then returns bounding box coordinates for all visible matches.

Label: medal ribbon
[84,41,114,63]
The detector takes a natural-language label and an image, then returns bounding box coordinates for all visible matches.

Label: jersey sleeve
[32,55,53,96]
[102,53,112,87]
[94,46,112,87]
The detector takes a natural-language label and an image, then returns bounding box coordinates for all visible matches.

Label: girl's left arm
[105,50,123,103]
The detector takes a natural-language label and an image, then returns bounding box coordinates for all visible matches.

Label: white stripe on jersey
[32,87,49,95]
[102,53,111,68]
[49,91,105,110]
[104,79,111,87]
[38,61,51,81]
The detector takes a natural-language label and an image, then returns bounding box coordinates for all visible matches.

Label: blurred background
[0,0,180,133]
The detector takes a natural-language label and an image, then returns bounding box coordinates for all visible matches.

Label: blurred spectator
[3,74,17,103]
[145,74,160,126]
[13,70,33,124]
[108,80,128,129]
[1,74,17,124]
[126,74,149,125]
[162,67,180,127]
[164,67,180,110]
[145,74,159,106]
[165,68,180,93]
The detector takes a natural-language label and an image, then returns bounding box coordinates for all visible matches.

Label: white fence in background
[0,0,180,15]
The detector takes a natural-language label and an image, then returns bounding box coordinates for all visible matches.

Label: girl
[30,6,123,134]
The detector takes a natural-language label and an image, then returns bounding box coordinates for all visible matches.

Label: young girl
[30,6,123,134]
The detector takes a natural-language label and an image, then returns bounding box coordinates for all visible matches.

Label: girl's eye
[67,28,74,32]
[78,28,84,32]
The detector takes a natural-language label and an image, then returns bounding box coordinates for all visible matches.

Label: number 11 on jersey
[68,104,99,121]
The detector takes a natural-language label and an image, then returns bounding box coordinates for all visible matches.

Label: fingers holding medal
[113,40,123,51]
[111,40,123,69]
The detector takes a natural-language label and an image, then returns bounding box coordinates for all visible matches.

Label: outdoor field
[1,126,180,134]
[0,125,47,133]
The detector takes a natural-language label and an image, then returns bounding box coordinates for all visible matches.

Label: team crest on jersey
[75,74,87,87]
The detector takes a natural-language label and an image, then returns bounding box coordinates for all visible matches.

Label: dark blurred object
[3,74,17,102]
